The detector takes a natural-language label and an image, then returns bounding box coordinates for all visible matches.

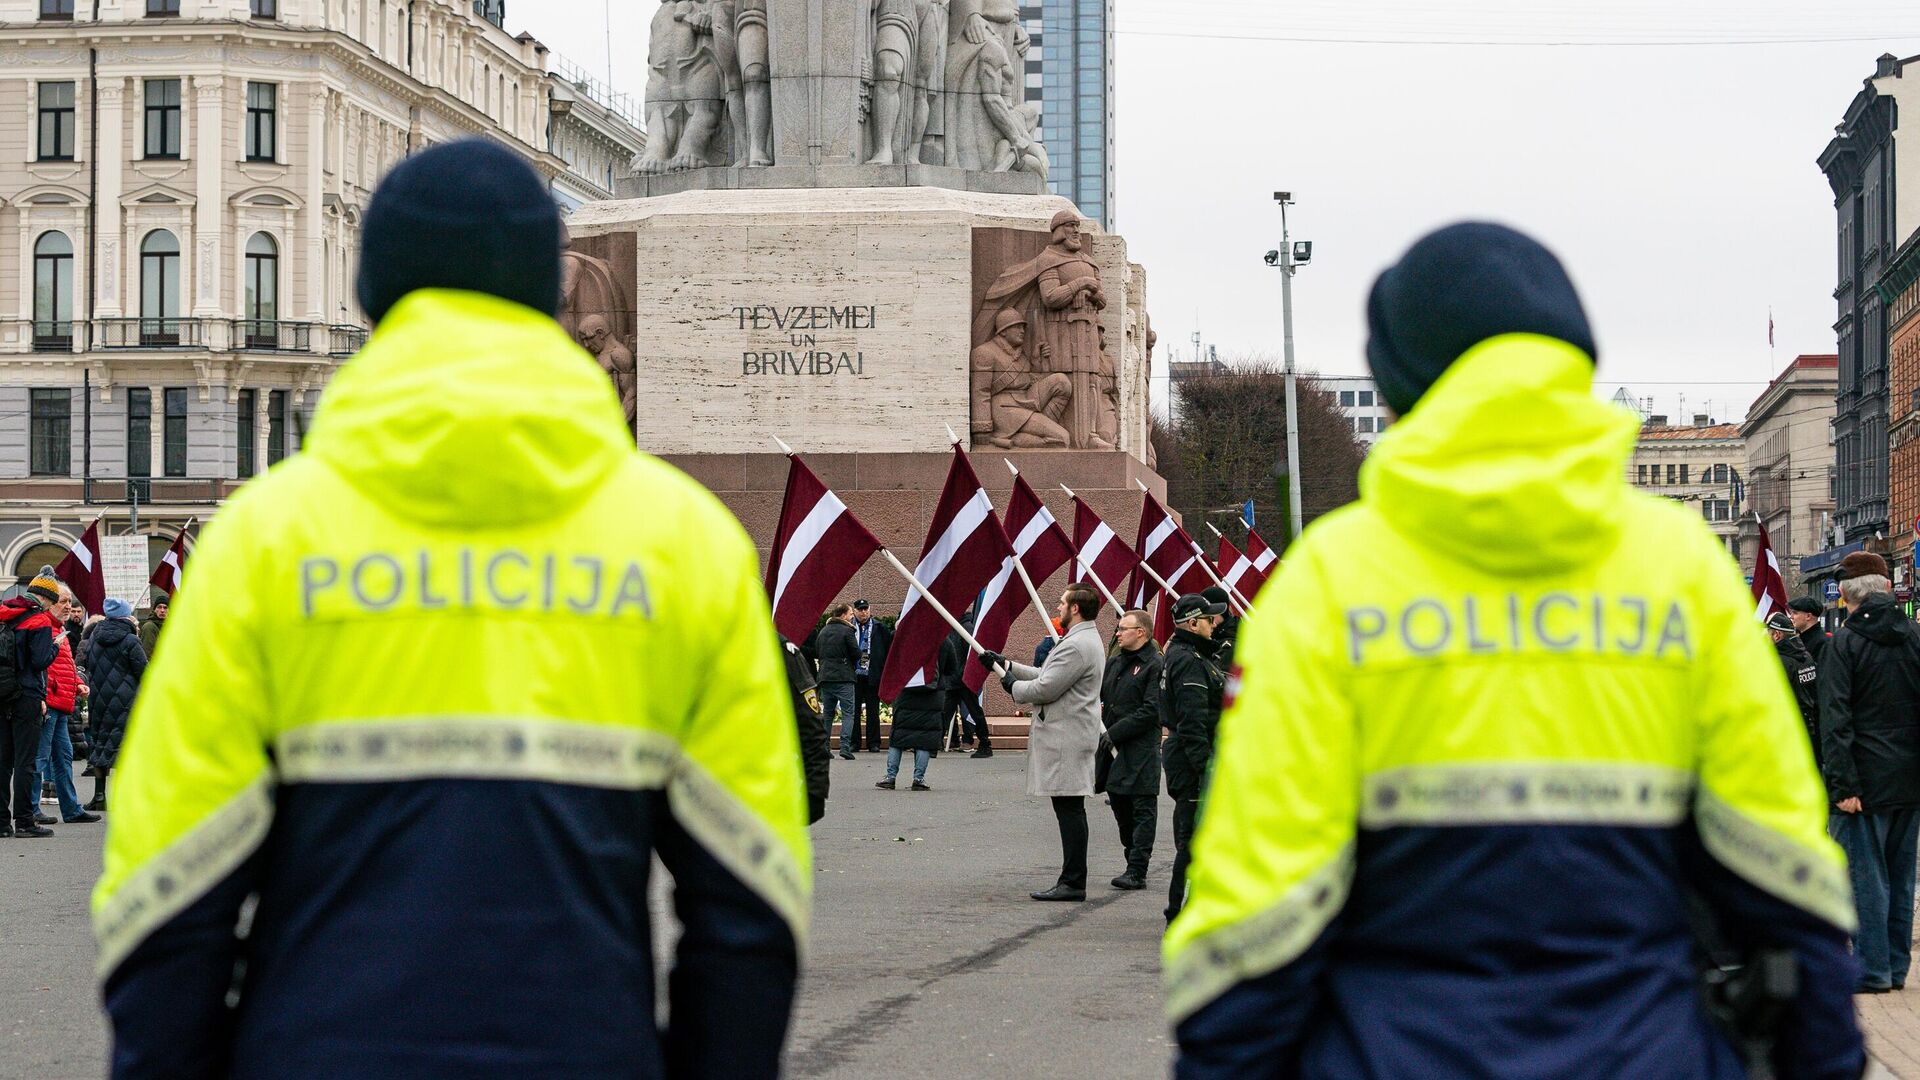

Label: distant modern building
[1314,375,1392,448]
[1628,417,1747,555]
[1741,355,1838,594]
[1020,0,1114,229]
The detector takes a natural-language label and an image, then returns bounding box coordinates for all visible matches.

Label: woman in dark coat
[83,601,147,810]
[878,686,944,791]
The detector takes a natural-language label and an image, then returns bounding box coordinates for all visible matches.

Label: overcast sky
[520,1,1920,424]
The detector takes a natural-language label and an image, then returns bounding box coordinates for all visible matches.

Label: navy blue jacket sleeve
[655,794,800,1077]
[103,860,257,1079]
[1174,926,1339,1079]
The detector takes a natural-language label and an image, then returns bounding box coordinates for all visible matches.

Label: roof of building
[1638,424,1743,442]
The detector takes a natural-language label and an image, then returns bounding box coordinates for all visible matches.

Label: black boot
[85,769,107,812]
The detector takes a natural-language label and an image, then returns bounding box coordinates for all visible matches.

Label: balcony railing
[327,324,369,357]
[233,319,313,353]
[95,317,209,350]
[32,320,79,352]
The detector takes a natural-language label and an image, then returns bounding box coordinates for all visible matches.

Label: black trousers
[943,687,990,748]
[1166,797,1200,921]
[1108,793,1158,877]
[855,675,884,750]
[1052,796,1088,890]
[6,693,42,828]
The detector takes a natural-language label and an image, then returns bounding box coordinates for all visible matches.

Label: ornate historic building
[0,0,641,588]
[1741,355,1838,595]
[1627,418,1747,556]
[1885,236,1920,568]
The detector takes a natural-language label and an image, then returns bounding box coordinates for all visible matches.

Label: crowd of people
[1,567,162,838]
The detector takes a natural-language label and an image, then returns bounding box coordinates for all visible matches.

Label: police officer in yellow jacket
[93,141,811,1079]
[1166,224,1863,1079]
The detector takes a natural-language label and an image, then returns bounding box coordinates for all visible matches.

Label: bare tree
[1157,359,1365,548]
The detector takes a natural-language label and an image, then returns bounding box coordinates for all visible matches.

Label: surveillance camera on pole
[1263,193,1307,543]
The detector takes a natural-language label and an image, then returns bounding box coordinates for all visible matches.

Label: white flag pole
[1003,461,1061,642]
[878,548,992,659]
[1057,484,1128,614]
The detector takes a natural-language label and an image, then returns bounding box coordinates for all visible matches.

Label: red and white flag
[1217,530,1277,602]
[765,454,884,643]
[150,527,191,598]
[964,471,1076,692]
[1751,516,1790,623]
[1135,491,1214,598]
[878,448,1015,700]
[1069,494,1138,601]
[54,518,105,617]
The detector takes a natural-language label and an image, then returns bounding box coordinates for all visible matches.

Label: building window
[147,0,179,15]
[1358,390,1374,407]
[1637,464,1648,485]
[246,82,277,161]
[37,82,75,160]
[1704,499,1731,524]
[40,0,76,18]
[1711,463,1729,486]
[32,232,74,351]
[1679,465,1690,486]
[237,389,257,478]
[244,233,278,342]
[250,0,277,16]
[144,79,181,158]
[140,230,181,344]
[163,388,188,477]
[1357,417,1376,434]
[268,389,289,465]
[1666,464,1677,485]
[127,388,152,477]
[1339,390,1355,407]
[30,389,71,476]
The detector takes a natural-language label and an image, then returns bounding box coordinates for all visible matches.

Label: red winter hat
[1838,551,1891,582]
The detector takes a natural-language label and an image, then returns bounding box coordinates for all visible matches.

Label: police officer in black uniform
[1160,592,1228,922]
[1101,608,1163,890]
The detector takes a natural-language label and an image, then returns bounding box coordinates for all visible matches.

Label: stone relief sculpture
[635,0,733,174]
[578,314,639,430]
[971,310,1071,448]
[632,0,1046,178]
[973,211,1109,449]
[1094,323,1120,451]
[559,231,640,436]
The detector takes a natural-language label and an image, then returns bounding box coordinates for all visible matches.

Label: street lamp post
[1275,192,1305,542]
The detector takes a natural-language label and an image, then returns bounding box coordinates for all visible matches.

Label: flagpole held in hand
[1058,484,1128,614]
[878,548,996,666]
[1004,461,1061,642]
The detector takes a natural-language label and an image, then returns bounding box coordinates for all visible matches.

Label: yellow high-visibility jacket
[1166,336,1862,1080]
[93,290,811,1079]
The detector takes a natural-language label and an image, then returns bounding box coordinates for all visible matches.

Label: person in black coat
[878,685,943,791]
[781,634,830,824]
[1817,554,1920,993]
[1766,612,1821,775]
[939,612,992,754]
[815,605,861,760]
[1159,593,1227,923]
[1101,609,1162,891]
[83,602,148,811]
[851,601,893,753]
[1790,596,1831,664]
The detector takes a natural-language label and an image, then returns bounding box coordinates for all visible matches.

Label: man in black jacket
[1201,586,1240,672]
[1790,596,1830,664]
[1102,608,1162,891]
[939,612,991,754]
[781,634,830,824]
[1817,551,1920,993]
[1766,611,1821,775]
[1160,592,1227,923]
[816,604,861,760]
[851,600,893,753]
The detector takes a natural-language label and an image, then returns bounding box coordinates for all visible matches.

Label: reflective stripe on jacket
[93,290,812,1079]
[1165,336,1861,1080]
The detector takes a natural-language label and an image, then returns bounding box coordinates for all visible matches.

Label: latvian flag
[1136,489,1214,598]
[878,447,1015,700]
[1217,530,1276,603]
[1751,516,1790,623]
[1069,494,1139,601]
[54,518,105,617]
[964,470,1076,693]
[765,454,884,643]
[150,527,191,598]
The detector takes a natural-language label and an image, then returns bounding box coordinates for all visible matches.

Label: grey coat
[1007,620,1105,797]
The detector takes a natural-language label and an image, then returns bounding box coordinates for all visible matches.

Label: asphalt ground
[2,753,1907,1079]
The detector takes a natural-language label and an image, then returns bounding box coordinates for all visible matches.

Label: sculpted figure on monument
[728,0,774,166]
[972,309,1072,449]
[635,0,734,174]
[578,314,639,431]
[944,0,1045,178]
[1093,323,1120,452]
[975,210,1106,447]
[867,0,949,166]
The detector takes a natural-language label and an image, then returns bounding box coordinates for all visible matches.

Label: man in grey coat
[981,583,1107,902]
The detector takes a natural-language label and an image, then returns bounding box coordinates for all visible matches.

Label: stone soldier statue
[944,0,1040,175]
[636,0,732,174]
[975,210,1106,445]
[971,309,1072,449]
[729,0,773,166]
[867,0,949,166]
[1092,323,1119,452]
[578,314,638,432]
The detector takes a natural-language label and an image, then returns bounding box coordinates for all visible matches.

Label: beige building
[1741,355,1838,594]
[1627,416,1748,556]
[0,0,642,587]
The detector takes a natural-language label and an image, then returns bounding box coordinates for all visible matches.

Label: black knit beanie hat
[1365,223,1597,416]
[356,139,563,325]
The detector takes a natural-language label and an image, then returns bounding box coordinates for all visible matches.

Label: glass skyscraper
[1022,0,1115,229]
